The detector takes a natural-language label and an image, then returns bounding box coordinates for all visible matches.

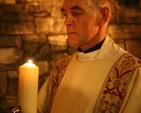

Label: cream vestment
[38,36,141,113]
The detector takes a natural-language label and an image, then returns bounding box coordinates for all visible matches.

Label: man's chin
[67,36,79,47]
[68,41,78,48]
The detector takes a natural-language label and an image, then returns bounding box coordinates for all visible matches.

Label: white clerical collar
[76,35,126,61]
[76,50,99,61]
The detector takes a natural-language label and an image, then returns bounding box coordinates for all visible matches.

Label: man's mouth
[68,32,77,34]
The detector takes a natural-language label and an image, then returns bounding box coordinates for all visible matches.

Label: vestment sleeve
[37,67,56,113]
[37,55,72,113]
[120,67,141,113]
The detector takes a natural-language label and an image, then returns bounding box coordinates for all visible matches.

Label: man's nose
[64,14,74,26]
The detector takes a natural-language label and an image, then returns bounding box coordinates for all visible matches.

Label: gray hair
[87,0,114,12]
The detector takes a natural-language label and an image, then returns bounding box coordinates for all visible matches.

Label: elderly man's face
[61,0,101,50]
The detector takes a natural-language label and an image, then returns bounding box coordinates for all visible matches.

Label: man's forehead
[62,0,88,10]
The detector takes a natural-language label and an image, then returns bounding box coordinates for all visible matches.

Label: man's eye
[72,12,82,16]
[62,13,67,17]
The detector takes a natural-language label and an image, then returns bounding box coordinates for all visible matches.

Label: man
[37,0,141,113]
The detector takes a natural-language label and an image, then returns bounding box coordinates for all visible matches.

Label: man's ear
[98,7,110,27]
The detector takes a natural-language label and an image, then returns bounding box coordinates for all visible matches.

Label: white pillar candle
[18,60,39,113]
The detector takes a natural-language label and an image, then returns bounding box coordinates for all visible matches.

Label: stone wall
[0,0,141,112]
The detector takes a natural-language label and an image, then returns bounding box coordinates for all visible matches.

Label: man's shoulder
[54,53,75,70]
[119,53,141,68]
[57,54,74,63]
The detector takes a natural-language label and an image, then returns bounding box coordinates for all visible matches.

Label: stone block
[0,48,17,64]
[0,64,17,71]
[36,17,54,33]
[34,12,50,17]
[126,40,141,59]
[50,18,67,34]
[0,4,52,13]
[0,36,21,48]
[0,71,7,94]
[22,34,50,60]
[36,17,66,34]
[50,44,67,51]
[40,0,63,5]
[114,3,125,24]
[8,71,18,78]
[5,95,18,107]
[124,7,141,23]
[48,35,67,51]
[0,4,24,13]
[7,78,18,94]
[51,5,63,18]
[24,4,52,13]
[1,13,35,34]
[35,44,50,60]
[35,61,49,75]
[107,24,141,39]
[23,34,46,42]
[48,35,67,46]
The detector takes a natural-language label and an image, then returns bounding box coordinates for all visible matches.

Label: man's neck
[78,38,105,53]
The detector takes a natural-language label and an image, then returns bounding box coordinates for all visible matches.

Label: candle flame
[28,60,33,65]
[26,60,35,67]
